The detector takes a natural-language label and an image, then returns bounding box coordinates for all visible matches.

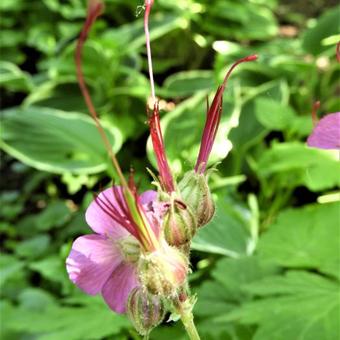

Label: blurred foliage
[0,0,339,339]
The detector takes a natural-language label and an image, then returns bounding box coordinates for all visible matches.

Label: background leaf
[0,106,123,174]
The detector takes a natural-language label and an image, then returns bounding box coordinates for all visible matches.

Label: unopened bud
[163,197,197,246]
[127,287,165,336]
[178,170,215,227]
[138,243,188,296]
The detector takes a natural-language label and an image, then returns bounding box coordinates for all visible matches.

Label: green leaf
[161,70,214,97]
[4,297,129,340]
[35,201,72,231]
[18,288,57,311]
[255,97,296,130]
[222,271,340,340]
[0,61,33,92]
[191,193,252,257]
[204,1,278,40]
[258,202,340,279]
[303,6,340,55]
[195,256,277,337]
[29,255,71,291]
[0,254,24,287]
[16,235,50,258]
[0,106,123,174]
[255,142,340,191]
[229,79,289,152]
[103,13,186,53]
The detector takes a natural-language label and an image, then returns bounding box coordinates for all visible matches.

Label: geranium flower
[307,45,340,151]
[66,187,163,313]
[307,112,340,150]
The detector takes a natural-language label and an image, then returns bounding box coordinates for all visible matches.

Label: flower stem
[173,297,201,340]
[144,0,156,103]
[180,310,200,340]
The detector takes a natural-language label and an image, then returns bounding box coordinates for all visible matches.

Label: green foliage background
[1,0,339,339]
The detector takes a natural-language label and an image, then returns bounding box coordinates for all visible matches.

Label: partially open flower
[68,0,191,316]
[66,187,162,313]
[127,286,165,336]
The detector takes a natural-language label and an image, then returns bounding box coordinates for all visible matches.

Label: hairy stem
[173,297,200,340]
[180,311,200,340]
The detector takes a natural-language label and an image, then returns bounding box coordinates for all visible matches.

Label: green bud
[138,243,188,297]
[163,196,197,247]
[178,170,215,227]
[127,287,165,336]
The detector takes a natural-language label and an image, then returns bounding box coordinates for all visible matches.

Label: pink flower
[307,112,340,150]
[195,55,257,174]
[66,187,162,313]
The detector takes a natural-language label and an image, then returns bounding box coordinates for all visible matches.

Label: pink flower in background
[307,44,340,151]
[66,187,162,313]
[307,112,340,150]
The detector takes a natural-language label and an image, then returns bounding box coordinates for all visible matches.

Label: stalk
[75,0,128,189]
[173,297,200,340]
[144,0,156,103]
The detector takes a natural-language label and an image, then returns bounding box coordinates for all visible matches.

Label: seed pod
[178,170,215,227]
[163,198,197,246]
[138,243,188,297]
[127,287,165,336]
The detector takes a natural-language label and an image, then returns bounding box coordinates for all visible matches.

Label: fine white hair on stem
[144,0,156,103]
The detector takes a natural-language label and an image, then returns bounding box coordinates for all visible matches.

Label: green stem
[173,297,200,340]
[180,310,200,340]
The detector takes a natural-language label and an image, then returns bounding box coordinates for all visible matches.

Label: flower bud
[178,170,215,227]
[138,243,188,297]
[127,287,165,336]
[163,198,197,246]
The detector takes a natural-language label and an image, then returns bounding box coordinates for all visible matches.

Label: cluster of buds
[66,0,258,338]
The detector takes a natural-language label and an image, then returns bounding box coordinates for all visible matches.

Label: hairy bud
[127,287,165,336]
[163,196,197,246]
[138,243,188,296]
[178,170,215,227]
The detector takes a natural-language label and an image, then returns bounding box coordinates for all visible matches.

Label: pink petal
[85,187,130,238]
[139,190,157,205]
[140,191,166,240]
[66,234,123,295]
[101,262,139,314]
[307,112,340,150]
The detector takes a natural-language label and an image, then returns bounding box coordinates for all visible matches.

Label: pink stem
[75,0,128,187]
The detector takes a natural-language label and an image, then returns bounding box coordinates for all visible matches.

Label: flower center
[116,235,140,264]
